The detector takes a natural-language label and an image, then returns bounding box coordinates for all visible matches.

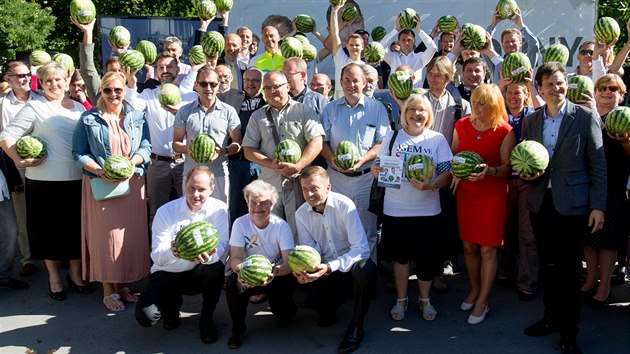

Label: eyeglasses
[598,85,620,93]
[579,50,594,56]
[263,83,287,91]
[197,81,219,88]
[103,87,124,95]
[284,71,302,76]
[8,73,30,79]
[248,200,272,209]
[243,78,261,83]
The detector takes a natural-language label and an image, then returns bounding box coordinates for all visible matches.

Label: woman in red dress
[451,84,515,324]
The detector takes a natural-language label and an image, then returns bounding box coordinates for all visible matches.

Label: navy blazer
[0,149,22,193]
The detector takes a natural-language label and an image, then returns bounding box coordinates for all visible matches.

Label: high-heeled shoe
[49,284,67,301]
[467,306,489,325]
[66,274,94,294]
[587,293,611,308]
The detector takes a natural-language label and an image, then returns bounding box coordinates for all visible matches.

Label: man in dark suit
[520,62,606,354]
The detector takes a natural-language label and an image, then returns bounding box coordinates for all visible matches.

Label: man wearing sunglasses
[574,41,595,78]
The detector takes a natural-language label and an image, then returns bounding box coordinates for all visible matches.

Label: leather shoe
[560,335,582,354]
[0,277,29,290]
[200,321,219,344]
[227,334,243,349]
[48,285,67,301]
[66,274,94,294]
[19,263,38,277]
[524,317,558,336]
[163,317,181,330]
[337,325,364,354]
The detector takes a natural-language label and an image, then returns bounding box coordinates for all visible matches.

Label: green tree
[598,0,630,54]
[0,0,55,62]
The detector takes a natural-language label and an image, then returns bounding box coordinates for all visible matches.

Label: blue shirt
[542,101,567,159]
[509,106,536,143]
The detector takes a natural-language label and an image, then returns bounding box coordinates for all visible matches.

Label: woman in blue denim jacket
[72,72,152,312]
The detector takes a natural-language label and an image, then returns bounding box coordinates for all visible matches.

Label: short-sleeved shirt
[333,48,364,99]
[229,213,294,264]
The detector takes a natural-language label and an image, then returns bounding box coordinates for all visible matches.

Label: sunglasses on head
[103,87,124,95]
[598,85,620,93]
[197,81,219,88]
[579,50,594,56]
[9,73,30,79]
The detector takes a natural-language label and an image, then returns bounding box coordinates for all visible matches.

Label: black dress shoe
[163,317,181,330]
[49,285,67,301]
[200,321,219,344]
[66,274,94,294]
[524,317,558,336]
[227,334,243,349]
[0,277,29,290]
[19,263,38,277]
[560,335,583,354]
[337,325,364,354]
[587,294,610,308]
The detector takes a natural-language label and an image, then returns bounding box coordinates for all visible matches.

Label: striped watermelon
[288,245,321,273]
[412,88,428,95]
[399,8,418,30]
[280,37,303,59]
[174,221,219,261]
[191,134,216,163]
[502,52,531,83]
[451,151,483,179]
[70,0,96,24]
[567,75,593,103]
[388,71,413,100]
[371,26,387,42]
[215,0,233,12]
[438,15,459,33]
[510,140,549,176]
[16,136,46,159]
[29,50,51,66]
[461,24,487,51]
[136,40,157,65]
[295,14,315,33]
[188,45,206,65]
[543,43,570,65]
[302,43,317,62]
[52,53,75,75]
[295,34,310,45]
[198,0,216,21]
[334,140,360,170]
[275,139,302,164]
[329,0,346,5]
[103,155,133,180]
[405,154,435,182]
[201,31,225,57]
[341,6,358,22]
[108,26,131,49]
[158,83,181,105]
[364,42,385,63]
[496,0,518,19]
[606,106,630,136]
[119,50,145,71]
[594,17,621,45]
[240,254,273,287]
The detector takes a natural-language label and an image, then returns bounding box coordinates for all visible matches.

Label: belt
[340,169,371,177]
[150,153,182,162]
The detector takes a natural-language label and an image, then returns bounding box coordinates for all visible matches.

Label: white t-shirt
[377,129,453,217]
[229,213,294,264]
[333,48,364,99]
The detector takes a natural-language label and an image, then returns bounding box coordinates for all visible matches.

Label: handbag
[368,130,399,216]
[90,177,130,201]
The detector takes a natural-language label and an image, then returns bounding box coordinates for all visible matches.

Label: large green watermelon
[510,140,549,176]
[191,134,216,163]
[496,0,518,19]
[451,151,484,179]
[29,50,51,66]
[399,8,418,30]
[334,140,359,170]
[543,43,570,65]
[405,154,435,182]
[275,139,302,164]
[594,17,621,45]
[240,254,273,287]
[329,0,346,5]
[118,50,145,71]
[567,75,594,103]
[606,106,630,136]
[288,245,321,273]
[198,0,216,21]
[341,6,358,22]
[108,26,131,49]
[371,26,387,42]
[461,24,487,51]
[136,40,157,65]
[103,155,133,180]
[301,43,317,62]
[201,31,225,57]
[295,14,315,33]
[280,37,303,59]
[364,42,385,63]
[294,34,310,45]
[158,83,181,105]
[188,45,206,66]
[16,136,46,159]
[388,71,413,100]
[438,15,459,33]
[52,53,75,75]
[70,0,96,24]
[215,0,233,12]
[174,221,219,261]
[502,52,531,83]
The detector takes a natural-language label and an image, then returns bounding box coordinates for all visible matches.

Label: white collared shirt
[0,90,41,132]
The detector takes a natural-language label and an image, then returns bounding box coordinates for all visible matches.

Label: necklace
[472,119,491,140]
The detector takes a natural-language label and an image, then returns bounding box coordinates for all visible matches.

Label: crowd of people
[0,1,629,354]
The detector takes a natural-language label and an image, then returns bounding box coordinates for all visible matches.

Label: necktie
[230,62,239,90]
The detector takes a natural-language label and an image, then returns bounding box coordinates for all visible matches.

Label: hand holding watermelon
[293,263,329,284]
[170,240,217,263]
[70,13,95,35]
[466,163,490,182]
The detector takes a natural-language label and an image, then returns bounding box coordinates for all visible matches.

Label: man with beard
[249,26,285,74]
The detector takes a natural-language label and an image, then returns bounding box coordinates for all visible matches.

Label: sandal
[390,297,408,321]
[118,287,138,303]
[418,297,437,321]
[103,293,126,312]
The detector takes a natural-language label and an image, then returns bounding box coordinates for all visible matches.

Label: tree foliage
[0,0,55,62]
[598,0,630,54]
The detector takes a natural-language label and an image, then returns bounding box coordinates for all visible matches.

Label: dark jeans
[228,158,258,225]
[293,259,377,328]
[135,262,225,328]
[224,273,297,334]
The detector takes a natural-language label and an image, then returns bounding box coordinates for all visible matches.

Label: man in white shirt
[163,36,192,84]
[135,166,229,345]
[328,4,365,99]
[293,166,376,354]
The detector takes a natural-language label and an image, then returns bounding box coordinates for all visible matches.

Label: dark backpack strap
[264,106,281,145]
[388,129,399,155]
[453,96,463,122]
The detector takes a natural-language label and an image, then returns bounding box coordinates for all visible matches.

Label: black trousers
[135,262,225,328]
[530,190,586,337]
[224,273,297,334]
[293,259,377,327]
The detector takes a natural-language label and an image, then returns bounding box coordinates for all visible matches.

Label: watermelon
[201,31,225,56]
[174,221,219,261]
[29,50,51,66]
[239,254,273,287]
[295,34,310,45]
[543,43,570,65]
[275,139,302,164]
[215,0,233,12]
[108,26,131,49]
[341,6,358,22]
[412,88,428,95]
[334,140,360,170]
[16,136,46,159]
[461,24,487,51]
[103,155,133,180]
[118,50,145,71]
[502,52,531,83]
[606,106,630,136]
[438,15,459,33]
[496,0,518,19]
[451,151,484,179]
[567,75,594,103]
[371,26,387,42]
[288,245,321,274]
[405,154,435,182]
[188,45,206,65]
[399,8,418,30]
[136,40,157,65]
[302,43,317,62]
[191,134,216,163]
[295,14,315,33]
[594,17,621,45]
[158,83,182,105]
[198,0,216,21]
[510,140,549,176]
[329,0,346,5]
[52,53,75,75]
[280,37,303,59]
[388,71,413,100]
[70,0,96,24]
[364,42,385,63]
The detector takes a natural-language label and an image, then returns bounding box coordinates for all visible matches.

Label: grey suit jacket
[521,101,607,215]
[217,89,246,114]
